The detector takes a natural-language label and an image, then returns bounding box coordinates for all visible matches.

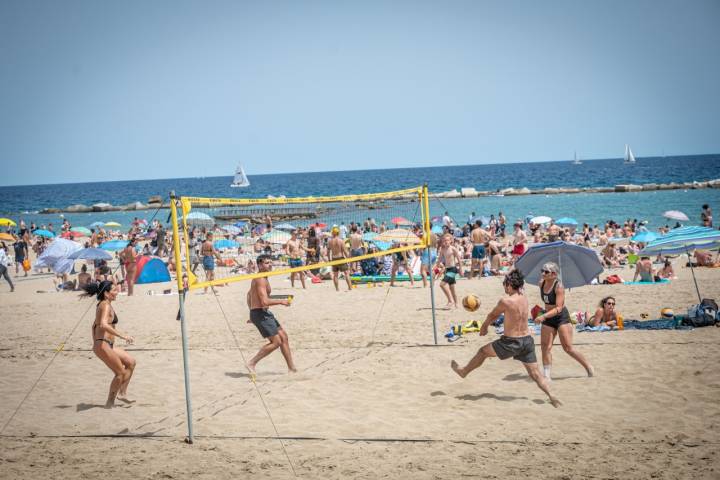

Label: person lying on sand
[450,270,562,408]
[587,296,620,328]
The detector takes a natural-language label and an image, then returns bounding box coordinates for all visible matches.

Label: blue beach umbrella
[362,232,379,241]
[100,239,129,251]
[68,248,114,261]
[431,225,444,234]
[33,229,55,238]
[89,221,105,228]
[274,223,296,231]
[515,241,604,288]
[234,220,247,228]
[631,231,658,243]
[555,217,578,227]
[369,240,393,251]
[214,239,239,250]
[640,227,720,301]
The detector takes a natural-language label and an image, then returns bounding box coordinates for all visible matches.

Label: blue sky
[1,0,719,186]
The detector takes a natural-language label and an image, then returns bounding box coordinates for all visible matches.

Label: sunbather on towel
[587,296,619,328]
[632,256,655,283]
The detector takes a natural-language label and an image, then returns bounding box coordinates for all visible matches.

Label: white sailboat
[624,144,636,164]
[230,163,250,187]
[572,151,582,165]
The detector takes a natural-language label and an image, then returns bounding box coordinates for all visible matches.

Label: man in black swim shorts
[450,271,562,408]
[246,255,297,377]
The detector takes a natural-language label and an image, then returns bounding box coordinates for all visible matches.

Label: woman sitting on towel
[588,296,619,328]
[655,259,675,281]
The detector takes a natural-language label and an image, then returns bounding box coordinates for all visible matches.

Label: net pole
[423,185,438,345]
[170,191,195,444]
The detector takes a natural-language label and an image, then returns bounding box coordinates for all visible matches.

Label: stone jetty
[38,179,720,214]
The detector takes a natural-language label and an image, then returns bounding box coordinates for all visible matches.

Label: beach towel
[622,318,690,330]
[623,279,671,285]
[576,324,613,332]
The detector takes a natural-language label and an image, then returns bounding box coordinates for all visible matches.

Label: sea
[1,154,719,231]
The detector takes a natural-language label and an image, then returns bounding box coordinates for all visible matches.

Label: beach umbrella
[662,210,689,222]
[234,221,247,228]
[530,216,552,225]
[631,231,658,243]
[374,228,421,245]
[185,212,213,226]
[100,239,129,251]
[222,225,241,235]
[515,241,604,289]
[431,225,444,234]
[33,229,55,238]
[274,222,296,231]
[0,218,16,227]
[362,232,379,241]
[214,239,239,250]
[261,231,292,244]
[71,226,92,236]
[369,240,393,251]
[555,217,578,227]
[641,227,720,302]
[68,247,114,261]
[105,221,122,227]
[309,222,327,229]
[391,216,413,226]
[34,238,83,274]
[89,221,105,228]
[0,233,15,241]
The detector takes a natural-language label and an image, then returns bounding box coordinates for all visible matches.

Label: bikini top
[94,302,119,330]
[540,280,558,305]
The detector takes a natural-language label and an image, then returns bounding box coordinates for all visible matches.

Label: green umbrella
[71,226,92,236]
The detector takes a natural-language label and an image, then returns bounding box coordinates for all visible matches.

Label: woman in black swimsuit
[536,263,593,380]
[81,280,136,408]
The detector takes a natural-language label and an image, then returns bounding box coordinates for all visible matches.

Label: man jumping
[450,270,561,408]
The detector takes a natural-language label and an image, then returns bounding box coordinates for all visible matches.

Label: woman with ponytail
[81,280,136,408]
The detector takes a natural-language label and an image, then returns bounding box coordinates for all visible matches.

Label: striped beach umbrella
[640,227,720,302]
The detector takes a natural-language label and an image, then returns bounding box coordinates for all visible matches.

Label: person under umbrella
[535,262,594,380]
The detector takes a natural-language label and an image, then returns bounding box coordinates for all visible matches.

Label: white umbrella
[530,216,552,225]
[34,238,83,274]
[663,210,689,222]
[185,212,214,226]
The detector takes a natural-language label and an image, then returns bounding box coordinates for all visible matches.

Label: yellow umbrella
[0,218,17,227]
[105,221,122,227]
[374,228,422,244]
[0,232,15,241]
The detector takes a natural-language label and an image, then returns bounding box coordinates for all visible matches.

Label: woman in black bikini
[81,281,136,408]
[535,262,593,380]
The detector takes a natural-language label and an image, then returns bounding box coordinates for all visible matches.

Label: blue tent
[135,256,171,284]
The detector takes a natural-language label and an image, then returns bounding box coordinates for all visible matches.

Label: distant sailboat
[572,151,582,165]
[624,144,636,164]
[231,164,250,187]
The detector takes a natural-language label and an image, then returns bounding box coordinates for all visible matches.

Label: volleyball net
[169,186,432,290]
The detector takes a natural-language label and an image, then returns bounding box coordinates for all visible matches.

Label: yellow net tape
[173,187,430,290]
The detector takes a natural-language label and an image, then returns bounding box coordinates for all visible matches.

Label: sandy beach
[1,260,719,479]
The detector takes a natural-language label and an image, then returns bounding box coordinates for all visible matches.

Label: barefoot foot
[549,396,563,408]
[586,366,595,377]
[450,360,467,378]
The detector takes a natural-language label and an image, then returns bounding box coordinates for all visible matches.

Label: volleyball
[462,294,481,312]
[661,308,674,318]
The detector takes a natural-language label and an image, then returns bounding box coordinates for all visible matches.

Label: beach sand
[1,263,719,479]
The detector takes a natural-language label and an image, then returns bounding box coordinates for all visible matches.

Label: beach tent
[134,256,171,284]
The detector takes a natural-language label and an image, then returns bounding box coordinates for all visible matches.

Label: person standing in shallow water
[81,281,136,408]
[451,270,561,408]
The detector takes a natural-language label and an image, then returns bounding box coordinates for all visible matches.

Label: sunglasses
[605,302,615,306]
[541,269,553,274]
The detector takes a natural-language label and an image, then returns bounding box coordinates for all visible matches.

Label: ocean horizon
[2,154,719,230]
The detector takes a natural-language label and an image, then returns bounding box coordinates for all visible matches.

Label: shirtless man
[246,254,296,377]
[450,270,561,408]
[328,227,352,291]
[470,221,490,278]
[348,225,365,272]
[632,256,655,282]
[511,222,528,259]
[435,234,463,308]
[201,232,223,294]
[285,230,307,289]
